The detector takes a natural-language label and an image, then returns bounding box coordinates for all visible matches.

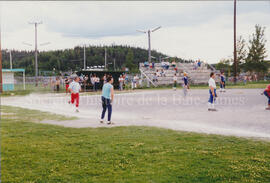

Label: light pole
[104,47,107,70]
[233,0,237,83]
[137,26,161,63]
[29,21,42,86]
[83,44,86,70]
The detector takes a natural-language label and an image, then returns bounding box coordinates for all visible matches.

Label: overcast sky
[1,1,270,63]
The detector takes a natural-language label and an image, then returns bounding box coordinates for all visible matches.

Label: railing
[139,69,157,87]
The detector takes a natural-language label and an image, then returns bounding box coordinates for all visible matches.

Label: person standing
[119,75,124,91]
[100,76,114,124]
[183,73,189,96]
[65,77,70,94]
[220,71,226,92]
[55,77,60,92]
[208,72,218,111]
[173,74,177,91]
[262,83,270,110]
[68,76,81,112]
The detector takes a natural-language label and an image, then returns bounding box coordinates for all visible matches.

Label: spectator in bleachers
[144,61,149,68]
[156,69,161,77]
[174,67,178,73]
[198,60,201,68]
[152,62,155,69]
[172,60,176,68]
[160,69,166,77]
[161,61,166,69]
[166,61,170,69]
[153,73,158,83]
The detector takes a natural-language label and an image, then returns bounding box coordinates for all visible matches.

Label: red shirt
[265,84,270,95]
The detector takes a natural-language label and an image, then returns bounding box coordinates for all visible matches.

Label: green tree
[244,25,268,74]
[125,49,135,71]
[216,58,231,76]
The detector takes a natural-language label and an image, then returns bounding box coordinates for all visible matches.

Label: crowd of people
[59,64,270,125]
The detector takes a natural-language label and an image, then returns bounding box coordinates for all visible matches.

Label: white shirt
[69,81,81,93]
[119,77,124,83]
[173,76,177,81]
[208,77,216,89]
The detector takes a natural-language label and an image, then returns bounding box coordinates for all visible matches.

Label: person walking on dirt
[208,72,218,111]
[262,83,270,110]
[68,76,81,112]
[100,76,114,125]
[183,73,189,97]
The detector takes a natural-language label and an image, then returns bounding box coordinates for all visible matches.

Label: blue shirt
[102,83,113,99]
[221,75,225,82]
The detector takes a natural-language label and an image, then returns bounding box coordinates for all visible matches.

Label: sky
[1,1,270,64]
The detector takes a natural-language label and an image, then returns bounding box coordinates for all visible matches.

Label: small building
[2,69,25,91]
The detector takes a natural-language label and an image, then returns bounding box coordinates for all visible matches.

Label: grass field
[1,106,270,183]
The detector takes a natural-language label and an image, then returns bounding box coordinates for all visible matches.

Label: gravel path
[2,88,270,139]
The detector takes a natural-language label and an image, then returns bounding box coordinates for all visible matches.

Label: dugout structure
[2,69,26,91]
[76,70,125,90]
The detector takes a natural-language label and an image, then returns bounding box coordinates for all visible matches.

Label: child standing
[208,72,218,111]
[68,77,81,112]
[173,74,177,91]
[183,73,189,97]
[220,71,226,92]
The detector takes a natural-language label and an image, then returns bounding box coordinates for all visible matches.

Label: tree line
[215,25,270,78]
[1,45,190,76]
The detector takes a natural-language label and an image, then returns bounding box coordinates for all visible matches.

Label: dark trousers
[101,96,112,121]
[264,91,270,105]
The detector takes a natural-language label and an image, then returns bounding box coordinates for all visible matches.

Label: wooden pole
[233,0,237,83]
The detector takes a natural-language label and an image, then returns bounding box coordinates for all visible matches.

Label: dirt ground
[1,88,270,139]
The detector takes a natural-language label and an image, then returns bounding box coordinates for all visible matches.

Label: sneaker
[75,109,79,113]
[100,119,104,123]
[265,107,270,110]
[107,121,112,125]
[208,108,217,111]
[68,101,71,104]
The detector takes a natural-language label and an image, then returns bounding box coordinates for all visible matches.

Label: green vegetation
[1,105,270,183]
[215,24,270,78]
[1,45,183,75]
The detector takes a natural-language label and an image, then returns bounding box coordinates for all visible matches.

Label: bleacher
[139,62,214,86]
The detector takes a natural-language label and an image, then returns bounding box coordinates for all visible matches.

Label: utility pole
[233,0,237,84]
[9,50,12,69]
[114,58,116,71]
[29,21,42,86]
[148,30,151,64]
[104,47,107,70]
[83,45,86,70]
[137,26,161,63]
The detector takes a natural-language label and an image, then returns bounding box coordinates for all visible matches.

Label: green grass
[1,106,270,183]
